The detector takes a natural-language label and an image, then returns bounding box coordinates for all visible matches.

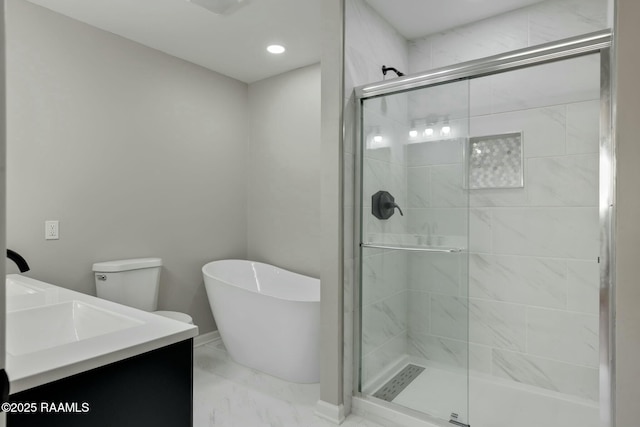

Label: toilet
[92,257,194,324]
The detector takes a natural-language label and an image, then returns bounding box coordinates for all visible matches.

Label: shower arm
[381,65,405,77]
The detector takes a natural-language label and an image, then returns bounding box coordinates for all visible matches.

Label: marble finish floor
[194,341,384,427]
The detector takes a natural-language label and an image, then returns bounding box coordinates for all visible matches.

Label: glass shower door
[359,80,470,425]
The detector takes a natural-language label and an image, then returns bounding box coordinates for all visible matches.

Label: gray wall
[6,0,249,333]
[0,0,7,376]
[613,0,640,424]
[247,64,321,278]
[319,0,344,411]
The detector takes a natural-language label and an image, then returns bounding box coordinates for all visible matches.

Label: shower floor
[372,360,599,427]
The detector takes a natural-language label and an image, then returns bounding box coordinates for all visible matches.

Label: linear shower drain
[372,364,425,402]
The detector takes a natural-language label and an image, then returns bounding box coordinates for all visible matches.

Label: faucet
[7,249,30,273]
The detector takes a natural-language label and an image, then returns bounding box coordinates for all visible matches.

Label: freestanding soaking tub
[202,260,320,383]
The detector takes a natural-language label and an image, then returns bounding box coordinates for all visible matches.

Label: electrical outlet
[45,220,59,240]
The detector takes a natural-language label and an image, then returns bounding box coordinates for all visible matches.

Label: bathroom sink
[7,301,144,356]
[6,277,50,311]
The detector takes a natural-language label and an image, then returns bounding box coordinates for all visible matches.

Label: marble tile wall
[408,0,609,75]
[401,0,606,402]
[407,81,601,401]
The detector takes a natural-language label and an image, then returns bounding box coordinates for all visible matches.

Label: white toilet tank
[92,258,162,311]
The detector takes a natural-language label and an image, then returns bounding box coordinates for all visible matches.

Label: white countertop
[5,274,199,394]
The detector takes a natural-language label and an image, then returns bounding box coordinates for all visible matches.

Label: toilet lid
[154,310,194,324]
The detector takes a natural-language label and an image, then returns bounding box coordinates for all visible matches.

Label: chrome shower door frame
[352,29,615,427]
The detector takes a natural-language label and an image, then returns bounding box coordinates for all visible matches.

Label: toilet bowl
[92,258,193,324]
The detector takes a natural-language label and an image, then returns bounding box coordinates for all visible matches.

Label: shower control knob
[372,190,404,220]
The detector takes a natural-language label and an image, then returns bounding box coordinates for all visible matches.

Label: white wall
[247,64,321,278]
[6,0,249,333]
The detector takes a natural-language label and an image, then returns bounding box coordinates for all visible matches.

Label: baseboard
[193,330,221,347]
[315,400,345,424]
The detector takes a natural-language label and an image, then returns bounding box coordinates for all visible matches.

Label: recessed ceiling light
[267,45,286,54]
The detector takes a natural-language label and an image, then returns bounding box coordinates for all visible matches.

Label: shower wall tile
[567,100,600,155]
[469,187,528,207]
[429,10,528,69]
[492,349,599,401]
[430,164,466,208]
[469,208,492,253]
[528,0,608,46]
[344,152,355,207]
[470,106,567,158]
[361,250,407,306]
[407,290,430,335]
[408,334,492,375]
[361,291,408,356]
[343,95,357,155]
[363,111,407,165]
[486,56,600,113]
[344,0,408,92]
[406,207,468,239]
[408,38,432,75]
[344,45,376,96]
[469,299,527,351]
[406,139,464,167]
[526,308,599,368]
[468,343,493,374]
[362,158,390,207]
[361,252,407,305]
[408,89,470,123]
[407,166,431,208]
[344,258,355,317]
[469,254,567,310]
[491,207,599,259]
[567,260,600,314]
[527,154,599,207]
[430,295,468,342]
[408,252,462,296]
[362,158,405,209]
[468,76,493,117]
[364,209,408,238]
[408,334,468,370]
[362,334,408,388]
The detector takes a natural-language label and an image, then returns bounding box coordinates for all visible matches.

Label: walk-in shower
[353,31,613,427]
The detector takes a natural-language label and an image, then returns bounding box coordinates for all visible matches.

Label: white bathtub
[202,260,320,383]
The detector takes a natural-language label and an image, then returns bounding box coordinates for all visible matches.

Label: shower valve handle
[388,201,403,216]
[372,191,403,220]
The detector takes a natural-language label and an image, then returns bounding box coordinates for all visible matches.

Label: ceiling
[23,0,546,84]
[24,0,323,83]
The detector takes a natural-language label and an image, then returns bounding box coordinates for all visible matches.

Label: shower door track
[352,29,615,427]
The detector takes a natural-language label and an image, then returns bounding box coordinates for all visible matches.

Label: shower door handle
[372,190,403,220]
